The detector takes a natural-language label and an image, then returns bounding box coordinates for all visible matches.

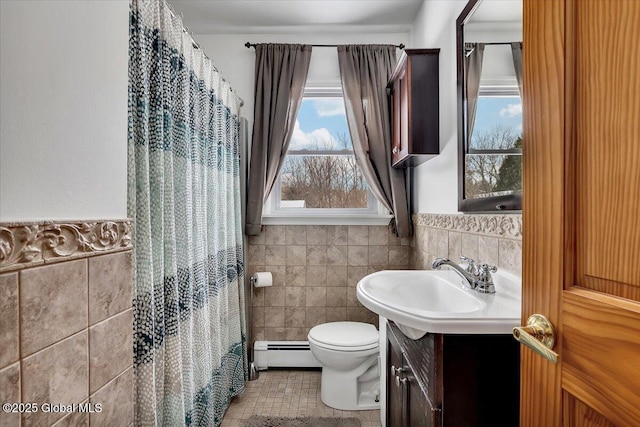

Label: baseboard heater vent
[254,340,321,370]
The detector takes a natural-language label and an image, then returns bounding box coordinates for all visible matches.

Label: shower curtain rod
[244,42,405,49]
[164,2,245,107]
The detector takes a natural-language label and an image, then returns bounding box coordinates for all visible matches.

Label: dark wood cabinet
[387,322,439,427]
[388,49,440,168]
[386,321,520,427]
[387,332,405,427]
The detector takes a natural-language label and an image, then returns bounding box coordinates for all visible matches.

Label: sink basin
[356,269,521,339]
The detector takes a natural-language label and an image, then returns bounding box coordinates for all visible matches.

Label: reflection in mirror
[457,0,523,212]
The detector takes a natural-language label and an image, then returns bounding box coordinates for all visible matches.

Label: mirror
[456,0,523,212]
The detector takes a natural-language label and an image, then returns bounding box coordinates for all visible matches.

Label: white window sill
[262,213,393,226]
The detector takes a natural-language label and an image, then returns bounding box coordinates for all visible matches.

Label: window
[263,88,389,224]
[464,88,522,201]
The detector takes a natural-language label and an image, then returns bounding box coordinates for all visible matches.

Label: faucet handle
[460,255,476,273]
[460,255,475,264]
[478,263,498,273]
[477,263,498,282]
[476,263,498,293]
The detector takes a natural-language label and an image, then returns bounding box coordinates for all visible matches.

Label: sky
[473,96,523,136]
[289,95,522,151]
[289,98,351,151]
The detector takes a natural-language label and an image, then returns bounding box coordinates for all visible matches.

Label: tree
[465,125,521,198]
[493,136,522,192]
[281,134,368,208]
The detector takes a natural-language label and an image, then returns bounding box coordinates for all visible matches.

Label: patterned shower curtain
[128,1,247,425]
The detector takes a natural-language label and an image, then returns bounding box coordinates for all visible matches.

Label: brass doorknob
[513,314,559,364]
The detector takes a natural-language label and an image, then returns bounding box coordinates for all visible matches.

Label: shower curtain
[128,1,247,425]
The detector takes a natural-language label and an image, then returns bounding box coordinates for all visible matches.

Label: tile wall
[411,213,523,275]
[0,221,133,427]
[246,225,411,341]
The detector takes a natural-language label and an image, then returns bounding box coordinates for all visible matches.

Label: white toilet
[308,321,380,411]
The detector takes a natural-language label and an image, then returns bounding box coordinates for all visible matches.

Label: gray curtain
[245,43,312,235]
[337,44,411,237]
[511,42,523,97]
[465,42,485,139]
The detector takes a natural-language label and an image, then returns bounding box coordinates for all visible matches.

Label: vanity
[357,268,522,426]
[386,321,519,427]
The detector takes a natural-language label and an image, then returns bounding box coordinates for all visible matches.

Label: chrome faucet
[432,256,497,293]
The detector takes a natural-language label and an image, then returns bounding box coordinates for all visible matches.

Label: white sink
[356,269,521,339]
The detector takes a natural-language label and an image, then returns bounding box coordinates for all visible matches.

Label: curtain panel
[337,44,412,237]
[128,1,247,425]
[245,43,312,236]
[465,42,485,139]
[511,42,523,97]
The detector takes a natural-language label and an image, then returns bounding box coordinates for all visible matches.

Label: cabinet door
[399,68,409,160]
[388,325,437,427]
[391,77,402,165]
[387,333,404,427]
[391,66,409,166]
[405,366,433,427]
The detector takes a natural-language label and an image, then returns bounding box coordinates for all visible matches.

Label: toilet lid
[308,321,379,349]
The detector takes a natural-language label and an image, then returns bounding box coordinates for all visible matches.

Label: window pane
[289,98,352,151]
[278,95,372,210]
[280,155,369,209]
[465,154,522,199]
[470,96,522,150]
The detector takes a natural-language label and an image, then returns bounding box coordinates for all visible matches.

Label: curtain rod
[466,42,520,46]
[244,42,405,49]
[465,41,520,56]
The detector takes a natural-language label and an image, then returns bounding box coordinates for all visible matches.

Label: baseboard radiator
[253,341,322,370]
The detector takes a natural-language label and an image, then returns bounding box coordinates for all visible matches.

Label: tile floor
[220,370,382,427]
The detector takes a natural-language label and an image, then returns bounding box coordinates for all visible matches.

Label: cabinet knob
[395,372,408,388]
[390,365,404,376]
[391,365,406,387]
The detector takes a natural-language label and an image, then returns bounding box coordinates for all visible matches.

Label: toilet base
[319,355,380,411]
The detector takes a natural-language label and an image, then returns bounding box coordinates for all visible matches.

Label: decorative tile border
[413,213,522,239]
[0,220,132,272]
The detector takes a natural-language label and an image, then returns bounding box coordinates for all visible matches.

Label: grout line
[86,258,91,405]
[20,329,88,362]
[88,365,133,399]
[0,247,132,274]
[89,306,134,329]
[17,270,23,412]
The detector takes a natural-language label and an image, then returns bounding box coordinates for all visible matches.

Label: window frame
[456,0,523,213]
[262,86,392,226]
[458,84,523,212]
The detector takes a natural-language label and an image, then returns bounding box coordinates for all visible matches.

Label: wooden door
[522,1,640,426]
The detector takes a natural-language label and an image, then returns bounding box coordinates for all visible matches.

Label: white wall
[409,0,468,214]
[194,32,410,137]
[0,1,129,222]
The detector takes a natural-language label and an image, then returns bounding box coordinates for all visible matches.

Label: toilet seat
[308,321,379,352]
